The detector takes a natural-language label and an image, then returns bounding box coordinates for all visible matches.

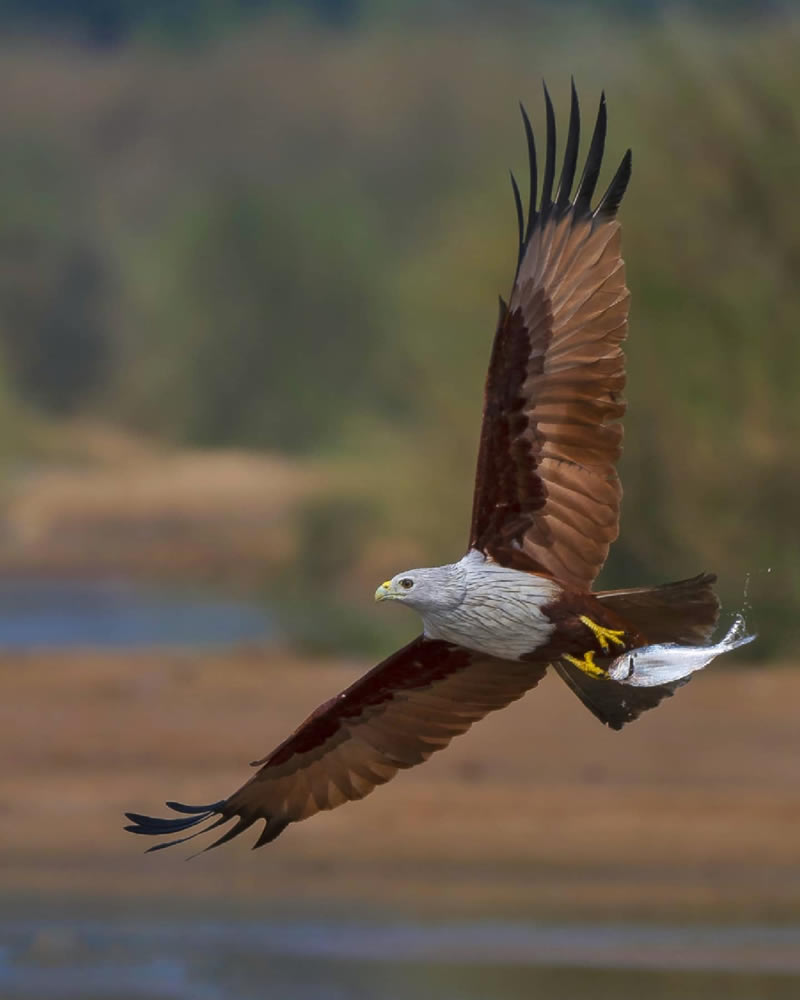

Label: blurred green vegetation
[0,1,783,46]
[0,7,797,652]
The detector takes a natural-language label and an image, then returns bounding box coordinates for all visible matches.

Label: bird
[126,82,734,855]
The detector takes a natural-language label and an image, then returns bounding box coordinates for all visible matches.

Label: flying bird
[126,83,753,855]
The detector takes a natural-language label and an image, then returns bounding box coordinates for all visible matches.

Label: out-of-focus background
[0,1,799,997]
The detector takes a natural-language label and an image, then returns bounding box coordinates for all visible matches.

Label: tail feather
[556,572,720,730]
[596,572,720,645]
[554,659,686,731]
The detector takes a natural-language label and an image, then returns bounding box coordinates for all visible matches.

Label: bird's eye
[399,578,414,590]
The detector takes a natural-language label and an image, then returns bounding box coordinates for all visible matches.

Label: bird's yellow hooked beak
[374,580,393,602]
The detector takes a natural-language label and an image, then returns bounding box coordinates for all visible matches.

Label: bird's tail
[595,572,720,645]
[554,573,719,730]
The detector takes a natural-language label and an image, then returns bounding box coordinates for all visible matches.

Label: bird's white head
[374,563,466,614]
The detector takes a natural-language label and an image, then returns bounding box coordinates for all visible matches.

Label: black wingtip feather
[124,811,211,835]
[124,798,293,854]
[124,799,228,852]
[574,92,607,217]
[594,148,632,221]
[197,816,258,855]
[540,81,556,216]
[510,82,630,262]
[555,80,580,209]
[143,817,228,854]
[253,817,290,848]
[519,102,538,241]
[164,800,222,815]
[509,170,525,274]
[146,840,182,853]
[503,82,631,305]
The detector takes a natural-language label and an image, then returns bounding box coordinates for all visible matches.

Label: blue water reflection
[1,917,799,1000]
[0,578,275,647]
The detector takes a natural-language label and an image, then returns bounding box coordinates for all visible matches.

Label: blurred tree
[117,185,382,451]
[0,0,784,47]
[0,0,362,45]
[0,142,111,415]
[0,242,109,414]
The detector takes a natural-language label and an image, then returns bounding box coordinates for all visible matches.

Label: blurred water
[0,916,798,1000]
[0,578,275,647]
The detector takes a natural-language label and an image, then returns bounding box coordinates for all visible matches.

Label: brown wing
[470,83,633,591]
[125,636,547,852]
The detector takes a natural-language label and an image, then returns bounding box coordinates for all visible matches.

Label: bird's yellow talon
[579,616,626,653]
[563,650,606,678]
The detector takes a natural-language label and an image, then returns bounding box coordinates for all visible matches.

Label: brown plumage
[126,639,548,852]
[126,83,721,855]
[470,86,630,589]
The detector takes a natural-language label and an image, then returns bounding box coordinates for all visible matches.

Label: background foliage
[0,4,796,651]
[0,1,786,44]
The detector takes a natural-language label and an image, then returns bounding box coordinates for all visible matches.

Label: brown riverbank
[0,429,322,585]
[1,643,797,923]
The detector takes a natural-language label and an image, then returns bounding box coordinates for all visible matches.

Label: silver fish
[608,614,756,688]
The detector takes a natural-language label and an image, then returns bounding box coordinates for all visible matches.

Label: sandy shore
[1,643,798,922]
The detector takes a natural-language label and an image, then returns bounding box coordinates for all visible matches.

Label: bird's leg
[561,616,629,678]
[578,615,627,654]
[562,650,606,678]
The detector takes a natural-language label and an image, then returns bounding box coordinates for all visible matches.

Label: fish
[608,614,756,688]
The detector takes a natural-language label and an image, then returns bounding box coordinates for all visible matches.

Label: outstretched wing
[470,82,632,591]
[125,637,547,852]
